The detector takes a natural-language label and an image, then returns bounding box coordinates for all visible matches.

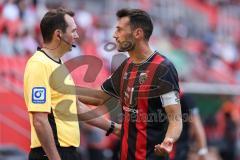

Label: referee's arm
[32,112,61,160]
[25,61,61,160]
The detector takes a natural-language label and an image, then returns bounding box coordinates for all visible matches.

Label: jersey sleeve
[156,60,180,96]
[101,77,119,98]
[24,61,51,112]
[101,59,128,99]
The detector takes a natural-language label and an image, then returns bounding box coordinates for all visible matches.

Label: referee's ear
[54,29,62,41]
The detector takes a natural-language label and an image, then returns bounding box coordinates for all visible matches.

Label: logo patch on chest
[139,72,148,84]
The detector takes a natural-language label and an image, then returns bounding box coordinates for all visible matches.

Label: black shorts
[29,146,79,160]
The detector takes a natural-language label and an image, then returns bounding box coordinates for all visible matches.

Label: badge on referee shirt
[32,87,46,104]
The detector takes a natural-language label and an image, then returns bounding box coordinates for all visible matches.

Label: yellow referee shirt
[24,48,80,148]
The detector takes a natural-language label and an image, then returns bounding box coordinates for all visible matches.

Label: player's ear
[134,28,143,40]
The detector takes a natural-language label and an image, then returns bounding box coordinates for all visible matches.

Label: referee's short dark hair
[40,8,74,43]
[116,8,153,41]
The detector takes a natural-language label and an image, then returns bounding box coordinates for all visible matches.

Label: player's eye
[116,27,121,32]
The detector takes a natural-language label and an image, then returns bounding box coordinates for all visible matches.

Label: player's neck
[128,42,153,64]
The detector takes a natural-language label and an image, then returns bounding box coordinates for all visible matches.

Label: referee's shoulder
[25,53,49,72]
[27,51,48,65]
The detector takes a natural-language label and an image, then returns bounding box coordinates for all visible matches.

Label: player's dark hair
[40,8,74,43]
[116,8,153,41]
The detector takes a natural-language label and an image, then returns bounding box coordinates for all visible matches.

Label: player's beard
[117,35,136,52]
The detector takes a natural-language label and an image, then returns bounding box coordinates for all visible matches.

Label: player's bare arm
[154,104,182,156]
[77,101,121,137]
[77,87,111,105]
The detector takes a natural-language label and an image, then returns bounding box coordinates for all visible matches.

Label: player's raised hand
[154,137,174,156]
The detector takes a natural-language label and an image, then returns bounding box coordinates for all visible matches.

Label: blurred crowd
[0,0,239,83]
[0,0,239,159]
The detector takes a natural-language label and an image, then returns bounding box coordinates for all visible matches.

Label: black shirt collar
[37,47,62,64]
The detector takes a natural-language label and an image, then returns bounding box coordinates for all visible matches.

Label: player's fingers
[154,145,162,152]
[155,149,165,156]
[155,145,167,156]
[161,145,172,153]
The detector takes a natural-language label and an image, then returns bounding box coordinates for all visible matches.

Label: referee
[24,8,120,160]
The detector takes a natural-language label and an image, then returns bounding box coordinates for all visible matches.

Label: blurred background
[0,0,239,159]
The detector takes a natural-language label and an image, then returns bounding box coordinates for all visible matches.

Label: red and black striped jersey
[102,52,180,160]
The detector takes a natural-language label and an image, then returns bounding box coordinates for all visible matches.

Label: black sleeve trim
[101,85,119,99]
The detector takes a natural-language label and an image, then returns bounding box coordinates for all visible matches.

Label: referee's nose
[73,31,79,40]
